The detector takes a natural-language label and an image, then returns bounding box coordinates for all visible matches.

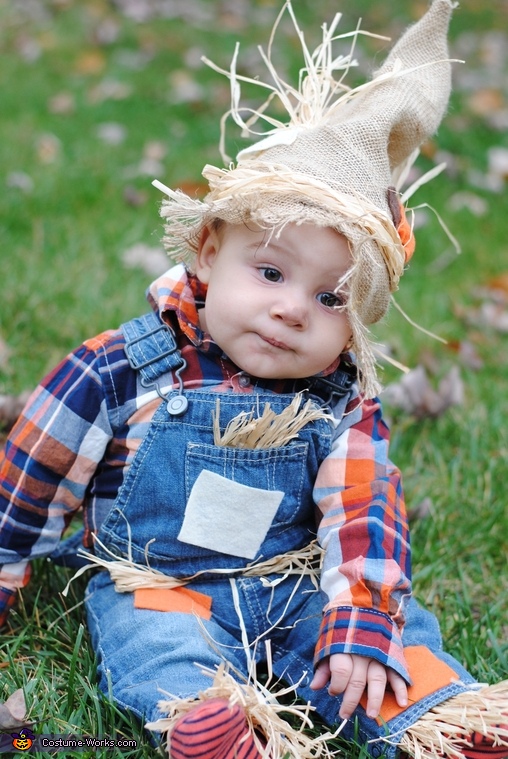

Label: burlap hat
[154,0,456,398]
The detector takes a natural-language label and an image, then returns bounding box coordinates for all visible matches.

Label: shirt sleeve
[313,394,412,683]
[0,335,116,626]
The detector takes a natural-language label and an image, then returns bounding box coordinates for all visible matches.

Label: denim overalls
[84,312,475,757]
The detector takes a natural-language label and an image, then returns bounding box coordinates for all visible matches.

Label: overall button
[238,374,251,388]
[167,395,188,416]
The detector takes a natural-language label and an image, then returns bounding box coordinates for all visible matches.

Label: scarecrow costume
[0,1,507,758]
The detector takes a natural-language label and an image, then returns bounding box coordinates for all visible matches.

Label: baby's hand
[310,652,408,719]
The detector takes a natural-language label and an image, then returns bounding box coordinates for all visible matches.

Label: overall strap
[305,358,357,407]
[121,312,184,387]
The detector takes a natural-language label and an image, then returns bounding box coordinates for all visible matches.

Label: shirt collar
[146,263,206,346]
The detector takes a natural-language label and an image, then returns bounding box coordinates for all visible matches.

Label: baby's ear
[195,224,220,284]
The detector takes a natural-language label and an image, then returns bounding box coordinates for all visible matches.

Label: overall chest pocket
[181,440,309,560]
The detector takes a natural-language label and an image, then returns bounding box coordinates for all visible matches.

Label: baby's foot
[169,697,262,759]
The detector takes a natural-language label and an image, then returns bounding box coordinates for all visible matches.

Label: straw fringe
[146,662,346,759]
[62,534,324,596]
[398,681,508,759]
[202,162,407,290]
[213,392,331,449]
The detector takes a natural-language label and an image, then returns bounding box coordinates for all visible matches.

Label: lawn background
[0,0,507,756]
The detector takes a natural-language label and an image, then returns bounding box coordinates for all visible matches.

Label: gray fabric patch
[177,469,284,559]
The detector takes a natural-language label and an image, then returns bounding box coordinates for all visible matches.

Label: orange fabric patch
[361,645,459,724]
[397,204,416,263]
[134,586,213,619]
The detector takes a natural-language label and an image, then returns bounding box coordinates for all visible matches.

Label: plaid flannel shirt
[0,265,411,681]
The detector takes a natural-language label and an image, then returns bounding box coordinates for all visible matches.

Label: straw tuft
[398,681,508,759]
[62,534,324,595]
[213,392,331,449]
[146,662,346,758]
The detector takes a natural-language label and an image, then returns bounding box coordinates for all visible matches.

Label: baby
[1,2,507,758]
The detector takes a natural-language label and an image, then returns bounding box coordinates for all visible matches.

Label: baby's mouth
[260,335,291,351]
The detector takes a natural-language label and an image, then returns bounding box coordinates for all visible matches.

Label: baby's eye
[260,267,282,283]
[318,292,343,308]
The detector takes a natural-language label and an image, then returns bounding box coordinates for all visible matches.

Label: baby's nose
[270,298,308,328]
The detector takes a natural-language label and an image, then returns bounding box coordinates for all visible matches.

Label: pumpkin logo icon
[11,727,35,751]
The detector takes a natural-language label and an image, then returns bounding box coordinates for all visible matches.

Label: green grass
[1,0,507,756]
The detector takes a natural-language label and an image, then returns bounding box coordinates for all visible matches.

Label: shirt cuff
[0,586,18,628]
[314,605,411,684]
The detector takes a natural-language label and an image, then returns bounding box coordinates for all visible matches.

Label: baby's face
[195,222,352,380]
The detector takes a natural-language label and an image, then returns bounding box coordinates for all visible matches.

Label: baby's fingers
[387,669,408,709]
[333,656,368,719]
[364,660,388,719]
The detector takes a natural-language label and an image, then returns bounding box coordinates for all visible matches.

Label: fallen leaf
[35,133,61,164]
[87,79,132,104]
[0,689,27,730]
[446,340,484,370]
[487,273,508,297]
[6,172,34,193]
[168,70,204,104]
[92,18,120,46]
[123,185,148,207]
[467,88,504,116]
[15,35,41,63]
[476,301,508,332]
[488,146,508,181]
[48,92,76,115]
[143,140,167,161]
[122,243,168,276]
[75,49,106,75]
[0,392,30,432]
[407,496,433,522]
[95,122,127,145]
[381,365,464,419]
[176,179,209,198]
[123,159,163,180]
[448,191,488,217]
[114,49,152,70]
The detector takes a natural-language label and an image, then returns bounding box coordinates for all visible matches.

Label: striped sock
[225,730,263,759]
[169,698,262,759]
[460,730,508,759]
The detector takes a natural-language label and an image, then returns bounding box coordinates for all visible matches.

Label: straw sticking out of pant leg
[146,662,346,759]
[398,681,508,759]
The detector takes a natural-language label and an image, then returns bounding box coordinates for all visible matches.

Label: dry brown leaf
[448,191,488,216]
[476,301,508,332]
[87,80,132,104]
[488,146,508,181]
[0,392,30,433]
[121,243,168,275]
[467,88,504,116]
[0,689,27,730]
[6,172,34,193]
[488,273,508,295]
[95,122,127,145]
[48,91,76,115]
[143,140,166,161]
[382,365,464,419]
[168,69,204,104]
[35,133,61,164]
[123,185,148,207]
[445,339,484,370]
[92,18,120,46]
[407,496,433,522]
[74,49,106,75]
[458,340,484,370]
[176,179,209,198]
